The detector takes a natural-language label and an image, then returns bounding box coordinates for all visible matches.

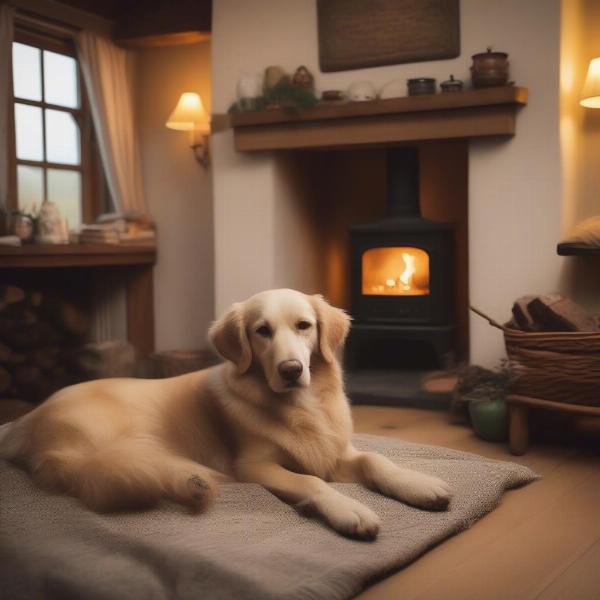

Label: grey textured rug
[0,434,537,600]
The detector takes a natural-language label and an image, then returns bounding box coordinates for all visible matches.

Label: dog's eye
[256,325,272,338]
[296,321,312,330]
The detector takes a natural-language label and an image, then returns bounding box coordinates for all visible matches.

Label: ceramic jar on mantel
[407,78,436,96]
[471,48,510,88]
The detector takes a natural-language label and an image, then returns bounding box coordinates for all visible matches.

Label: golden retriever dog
[0,289,451,540]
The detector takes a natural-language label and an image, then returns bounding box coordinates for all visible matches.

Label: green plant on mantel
[229,80,318,115]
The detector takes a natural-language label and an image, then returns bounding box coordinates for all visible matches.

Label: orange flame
[400,252,416,290]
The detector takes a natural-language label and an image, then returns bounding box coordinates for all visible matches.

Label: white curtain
[0,5,14,211]
[76,31,147,215]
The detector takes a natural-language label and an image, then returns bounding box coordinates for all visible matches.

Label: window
[10,29,102,228]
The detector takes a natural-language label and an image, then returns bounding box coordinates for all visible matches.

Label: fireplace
[346,147,455,369]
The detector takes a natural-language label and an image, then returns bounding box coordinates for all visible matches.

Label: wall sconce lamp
[580,57,600,108]
[166,92,211,167]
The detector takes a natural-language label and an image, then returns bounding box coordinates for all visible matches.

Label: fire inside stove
[362,247,430,296]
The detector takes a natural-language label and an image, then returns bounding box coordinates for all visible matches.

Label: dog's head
[209,289,351,393]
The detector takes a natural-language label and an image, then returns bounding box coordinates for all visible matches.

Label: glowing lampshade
[580,57,600,108]
[166,92,210,133]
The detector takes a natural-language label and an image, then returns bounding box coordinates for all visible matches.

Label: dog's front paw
[304,492,381,540]
[386,470,452,511]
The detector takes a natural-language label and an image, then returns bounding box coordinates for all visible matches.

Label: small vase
[36,202,64,244]
[467,396,508,442]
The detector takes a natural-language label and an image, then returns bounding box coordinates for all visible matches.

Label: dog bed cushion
[0,434,537,600]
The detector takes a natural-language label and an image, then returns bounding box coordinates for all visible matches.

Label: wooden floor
[352,405,600,600]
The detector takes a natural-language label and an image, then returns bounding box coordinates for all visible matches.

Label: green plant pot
[467,396,509,442]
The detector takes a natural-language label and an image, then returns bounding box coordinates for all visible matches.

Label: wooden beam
[231,87,528,152]
[114,0,211,47]
[234,105,518,151]
[116,31,210,49]
[13,0,114,36]
[232,86,528,127]
[0,244,156,268]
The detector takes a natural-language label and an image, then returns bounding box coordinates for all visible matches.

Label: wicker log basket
[471,306,600,407]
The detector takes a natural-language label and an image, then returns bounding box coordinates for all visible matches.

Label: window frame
[8,24,103,225]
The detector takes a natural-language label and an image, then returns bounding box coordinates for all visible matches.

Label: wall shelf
[0,243,156,268]
[557,242,600,256]
[230,86,528,151]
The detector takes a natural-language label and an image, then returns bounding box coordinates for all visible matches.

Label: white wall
[561,0,600,233]
[137,42,214,351]
[212,0,564,367]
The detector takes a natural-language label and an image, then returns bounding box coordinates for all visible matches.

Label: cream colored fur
[0,289,452,539]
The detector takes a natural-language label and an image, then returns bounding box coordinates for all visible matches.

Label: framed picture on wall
[317,0,460,72]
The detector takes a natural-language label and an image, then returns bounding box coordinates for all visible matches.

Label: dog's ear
[310,294,351,363]
[209,303,252,373]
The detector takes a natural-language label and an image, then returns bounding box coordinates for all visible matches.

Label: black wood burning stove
[346,147,455,369]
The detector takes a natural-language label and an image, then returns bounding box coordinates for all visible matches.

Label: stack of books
[79,224,121,244]
[79,221,156,245]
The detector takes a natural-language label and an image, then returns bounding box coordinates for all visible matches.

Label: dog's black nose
[278,360,303,382]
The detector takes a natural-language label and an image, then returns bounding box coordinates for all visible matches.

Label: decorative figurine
[263,66,288,93]
[291,65,314,91]
[36,202,64,244]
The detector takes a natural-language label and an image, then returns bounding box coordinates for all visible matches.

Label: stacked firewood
[0,285,90,403]
[510,295,600,332]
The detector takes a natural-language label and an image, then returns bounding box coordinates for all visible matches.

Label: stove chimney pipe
[386,147,421,218]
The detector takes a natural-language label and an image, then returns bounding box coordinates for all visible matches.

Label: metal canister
[407,78,436,96]
[440,75,464,93]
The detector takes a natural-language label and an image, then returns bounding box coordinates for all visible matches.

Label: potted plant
[457,362,513,442]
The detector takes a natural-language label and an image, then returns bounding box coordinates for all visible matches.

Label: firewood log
[1,304,37,327]
[14,364,43,386]
[58,302,90,337]
[33,321,64,347]
[0,341,25,364]
[0,365,12,394]
[512,295,542,331]
[29,291,43,307]
[0,285,25,311]
[6,328,39,351]
[31,346,61,371]
[40,296,90,337]
[13,365,53,403]
[0,317,14,338]
[527,295,599,332]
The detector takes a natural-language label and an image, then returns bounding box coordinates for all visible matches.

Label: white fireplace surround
[211,0,564,367]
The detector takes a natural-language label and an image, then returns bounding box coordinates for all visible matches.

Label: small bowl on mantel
[407,78,436,96]
[441,75,464,93]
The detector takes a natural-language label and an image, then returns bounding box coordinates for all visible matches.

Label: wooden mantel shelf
[0,243,156,269]
[231,86,528,152]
